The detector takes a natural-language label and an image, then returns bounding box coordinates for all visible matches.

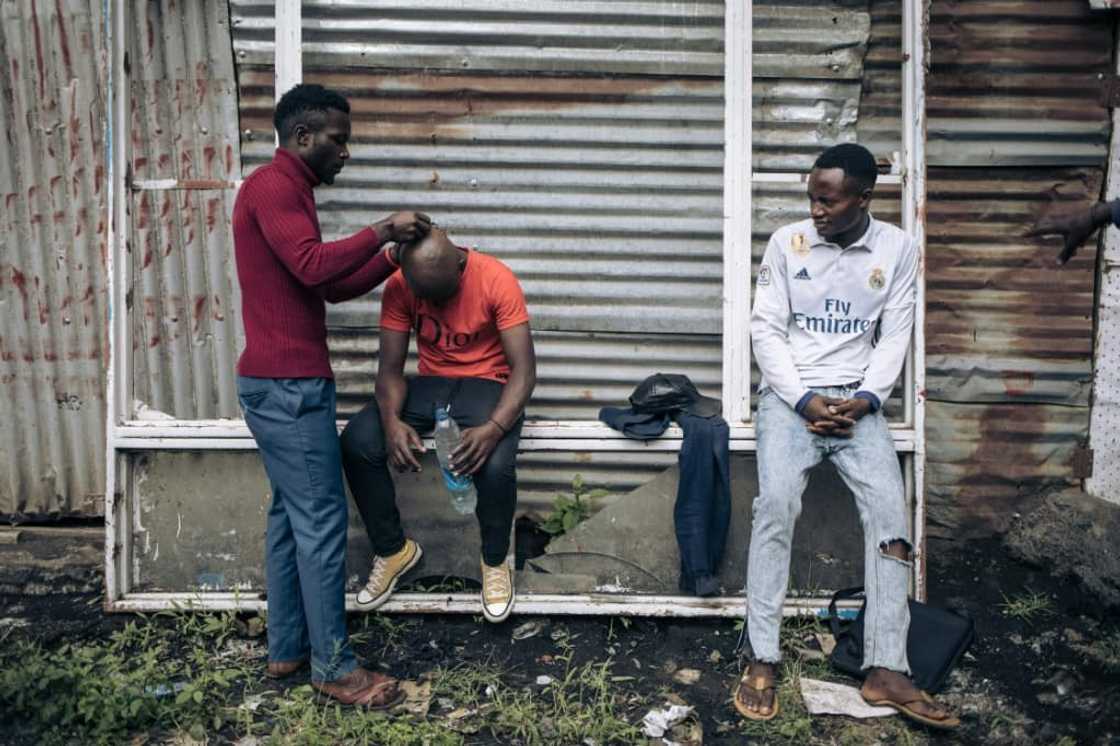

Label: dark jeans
[675,413,732,591]
[340,376,522,566]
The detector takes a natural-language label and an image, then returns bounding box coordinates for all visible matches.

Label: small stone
[535,675,553,686]
[672,668,702,685]
[709,649,722,664]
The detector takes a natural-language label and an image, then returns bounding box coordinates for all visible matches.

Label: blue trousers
[674,413,732,589]
[238,376,356,683]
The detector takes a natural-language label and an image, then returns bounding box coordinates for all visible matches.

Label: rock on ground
[1004,489,1120,609]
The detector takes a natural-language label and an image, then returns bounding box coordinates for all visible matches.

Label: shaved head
[400,228,464,302]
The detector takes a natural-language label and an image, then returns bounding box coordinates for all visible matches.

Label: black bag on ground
[828,586,975,693]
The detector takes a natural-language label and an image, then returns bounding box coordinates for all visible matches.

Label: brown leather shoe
[265,657,309,679]
[313,667,404,709]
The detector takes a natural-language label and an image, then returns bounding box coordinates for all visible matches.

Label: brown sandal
[862,688,960,730]
[733,666,780,721]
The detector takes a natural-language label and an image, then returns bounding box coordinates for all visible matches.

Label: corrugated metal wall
[0,1,108,516]
[4,0,1114,523]
[128,0,243,420]
[923,0,1113,536]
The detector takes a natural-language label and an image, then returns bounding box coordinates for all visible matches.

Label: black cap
[628,373,722,419]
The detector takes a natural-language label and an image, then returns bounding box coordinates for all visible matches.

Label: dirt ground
[1,530,1118,745]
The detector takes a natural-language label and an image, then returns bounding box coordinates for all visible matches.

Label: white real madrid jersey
[750,215,918,411]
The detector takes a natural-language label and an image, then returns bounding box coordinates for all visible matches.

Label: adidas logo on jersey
[794,267,811,280]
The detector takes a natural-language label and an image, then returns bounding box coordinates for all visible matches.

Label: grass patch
[999,590,1054,623]
[0,610,647,745]
[0,612,255,744]
[264,686,463,746]
[431,632,643,745]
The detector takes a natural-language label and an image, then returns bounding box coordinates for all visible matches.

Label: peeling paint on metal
[0,1,109,516]
[128,0,243,420]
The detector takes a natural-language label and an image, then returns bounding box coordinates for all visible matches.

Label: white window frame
[106,0,927,614]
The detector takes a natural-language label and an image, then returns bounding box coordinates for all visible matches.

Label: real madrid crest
[758,265,771,287]
[869,267,885,290]
[790,232,810,257]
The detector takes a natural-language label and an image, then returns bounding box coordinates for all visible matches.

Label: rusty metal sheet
[127,0,243,419]
[925,401,1087,537]
[926,167,1102,405]
[923,167,1102,537]
[0,1,108,516]
[928,0,1112,166]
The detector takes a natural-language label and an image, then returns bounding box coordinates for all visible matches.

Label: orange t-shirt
[379,250,530,383]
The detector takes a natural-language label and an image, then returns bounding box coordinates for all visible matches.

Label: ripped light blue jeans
[746,385,911,674]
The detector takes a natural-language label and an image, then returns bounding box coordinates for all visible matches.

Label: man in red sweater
[233,83,429,707]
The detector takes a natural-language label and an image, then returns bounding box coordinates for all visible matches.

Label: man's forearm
[488,367,535,431]
[375,374,409,424]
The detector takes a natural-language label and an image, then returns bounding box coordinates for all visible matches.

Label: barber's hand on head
[449,422,503,476]
[802,395,856,438]
[375,211,432,245]
[385,417,425,473]
[1024,202,1111,266]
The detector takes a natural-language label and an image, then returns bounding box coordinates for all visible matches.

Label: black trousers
[340,376,522,566]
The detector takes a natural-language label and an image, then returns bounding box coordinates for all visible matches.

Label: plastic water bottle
[433,405,477,515]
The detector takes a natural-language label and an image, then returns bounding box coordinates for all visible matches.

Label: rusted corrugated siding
[128,0,243,419]
[0,2,108,516]
[925,168,1102,537]
[923,0,1113,536]
[928,0,1112,166]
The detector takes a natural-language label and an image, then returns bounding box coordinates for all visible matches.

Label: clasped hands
[801,395,871,438]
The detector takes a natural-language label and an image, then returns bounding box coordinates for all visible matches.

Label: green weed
[539,473,608,536]
[999,590,1054,623]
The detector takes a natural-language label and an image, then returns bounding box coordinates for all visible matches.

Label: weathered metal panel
[128,0,244,420]
[927,0,1113,166]
[0,1,108,516]
[923,167,1102,536]
[925,402,1087,537]
[926,168,1101,405]
[858,0,903,163]
[232,1,871,79]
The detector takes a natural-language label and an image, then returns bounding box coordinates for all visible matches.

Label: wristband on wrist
[488,417,508,434]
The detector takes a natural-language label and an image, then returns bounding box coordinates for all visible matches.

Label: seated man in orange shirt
[340,228,536,622]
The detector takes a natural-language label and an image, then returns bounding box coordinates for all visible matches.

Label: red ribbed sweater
[233,149,395,378]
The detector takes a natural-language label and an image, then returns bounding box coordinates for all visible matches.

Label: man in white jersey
[733,144,958,729]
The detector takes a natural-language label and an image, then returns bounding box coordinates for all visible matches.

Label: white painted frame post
[274,0,302,105]
[722,0,752,424]
[104,0,131,606]
[902,0,929,600]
